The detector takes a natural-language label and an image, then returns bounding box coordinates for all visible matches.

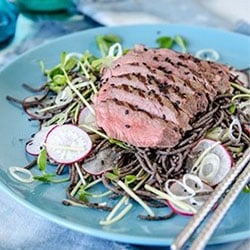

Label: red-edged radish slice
[191,139,232,186]
[24,104,52,120]
[78,107,97,131]
[167,194,211,216]
[45,124,92,164]
[166,177,213,216]
[26,125,56,156]
[82,148,115,175]
[23,95,55,119]
[23,94,46,103]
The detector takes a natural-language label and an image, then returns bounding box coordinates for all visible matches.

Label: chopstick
[189,161,250,250]
[171,147,250,250]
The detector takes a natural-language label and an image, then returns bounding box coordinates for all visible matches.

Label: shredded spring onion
[106,196,128,221]
[230,82,250,95]
[117,180,155,217]
[100,203,133,226]
[74,162,87,186]
[62,68,95,115]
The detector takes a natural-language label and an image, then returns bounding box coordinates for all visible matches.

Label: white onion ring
[108,43,123,60]
[165,179,195,201]
[195,49,220,61]
[229,116,242,143]
[9,166,34,183]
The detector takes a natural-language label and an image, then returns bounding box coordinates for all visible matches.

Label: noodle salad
[6,34,250,225]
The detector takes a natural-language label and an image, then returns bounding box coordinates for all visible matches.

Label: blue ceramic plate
[0,24,249,246]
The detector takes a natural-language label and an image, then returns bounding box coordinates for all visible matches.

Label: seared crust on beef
[94,45,230,148]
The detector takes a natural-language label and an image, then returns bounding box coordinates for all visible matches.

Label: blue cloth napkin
[77,0,250,35]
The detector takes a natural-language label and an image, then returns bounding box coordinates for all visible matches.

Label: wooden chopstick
[171,147,250,250]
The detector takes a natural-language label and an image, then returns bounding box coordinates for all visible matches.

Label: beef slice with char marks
[94,45,230,148]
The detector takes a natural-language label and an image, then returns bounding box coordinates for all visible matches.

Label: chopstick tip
[170,243,179,250]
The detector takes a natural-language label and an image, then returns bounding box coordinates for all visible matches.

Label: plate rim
[0,23,250,246]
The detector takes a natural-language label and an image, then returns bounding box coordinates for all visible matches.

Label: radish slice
[24,104,52,120]
[166,197,201,216]
[23,94,46,103]
[82,148,115,175]
[166,177,213,216]
[183,174,204,193]
[198,153,220,182]
[55,86,73,106]
[45,124,92,164]
[26,125,56,156]
[23,95,55,119]
[191,139,232,186]
[78,107,97,131]
[165,179,195,201]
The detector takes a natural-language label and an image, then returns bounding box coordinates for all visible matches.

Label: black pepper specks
[125,124,131,128]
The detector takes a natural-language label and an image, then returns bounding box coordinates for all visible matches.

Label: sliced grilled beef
[95,99,182,148]
[96,83,191,129]
[94,45,230,148]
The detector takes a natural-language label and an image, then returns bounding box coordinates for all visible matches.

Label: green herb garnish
[156,35,187,52]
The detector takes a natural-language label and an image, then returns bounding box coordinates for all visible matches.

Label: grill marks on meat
[95,99,182,148]
[97,79,191,129]
[94,45,230,148]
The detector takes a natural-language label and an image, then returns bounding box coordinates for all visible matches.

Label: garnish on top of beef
[93,45,230,148]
